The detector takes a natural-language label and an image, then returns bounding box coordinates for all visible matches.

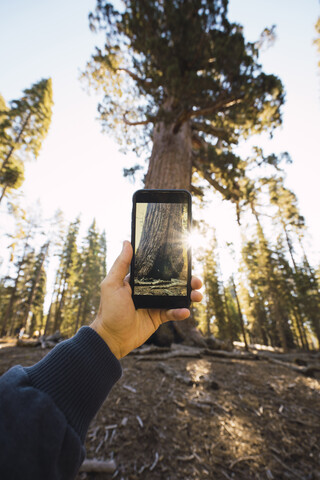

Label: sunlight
[187,230,206,252]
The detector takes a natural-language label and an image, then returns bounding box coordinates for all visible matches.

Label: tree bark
[135,202,186,281]
[231,276,248,351]
[143,105,201,345]
[145,112,192,190]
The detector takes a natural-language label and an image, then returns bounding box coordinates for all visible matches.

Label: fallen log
[135,349,202,361]
[16,331,64,349]
[262,356,320,377]
[203,349,258,360]
[79,459,116,473]
[131,345,171,355]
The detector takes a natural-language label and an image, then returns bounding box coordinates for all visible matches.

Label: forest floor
[134,278,187,296]
[0,342,319,480]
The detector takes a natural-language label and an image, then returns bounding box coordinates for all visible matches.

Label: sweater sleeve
[0,327,122,480]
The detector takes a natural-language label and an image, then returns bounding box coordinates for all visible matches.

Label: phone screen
[131,190,191,309]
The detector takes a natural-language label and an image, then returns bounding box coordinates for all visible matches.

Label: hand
[90,241,203,359]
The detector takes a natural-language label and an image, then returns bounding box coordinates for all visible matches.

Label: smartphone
[130,189,192,309]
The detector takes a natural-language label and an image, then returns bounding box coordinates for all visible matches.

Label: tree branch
[116,68,152,86]
[191,131,208,152]
[173,96,243,133]
[123,112,153,126]
[193,158,229,198]
[191,122,229,141]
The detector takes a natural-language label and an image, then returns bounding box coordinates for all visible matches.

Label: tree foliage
[0,78,53,204]
[85,0,284,202]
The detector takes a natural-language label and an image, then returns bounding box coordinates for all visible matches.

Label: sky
[0,0,319,280]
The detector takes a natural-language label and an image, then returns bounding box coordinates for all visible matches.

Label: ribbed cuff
[25,327,122,442]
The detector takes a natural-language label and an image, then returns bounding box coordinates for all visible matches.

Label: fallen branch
[229,455,259,469]
[271,454,301,479]
[149,452,159,471]
[136,349,201,361]
[203,349,258,360]
[79,459,116,473]
[263,356,320,377]
[132,345,171,355]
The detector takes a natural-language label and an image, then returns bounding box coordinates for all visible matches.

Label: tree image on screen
[134,203,188,296]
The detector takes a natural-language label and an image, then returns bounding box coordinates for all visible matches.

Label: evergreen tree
[240,238,271,346]
[85,0,285,343]
[50,218,80,334]
[22,242,49,335]
[85,0,284,195]
[202,233,229,340]
[0,78,53,203]
[241,224,295,351]
[0,222,35,336]
[73,221,106,334]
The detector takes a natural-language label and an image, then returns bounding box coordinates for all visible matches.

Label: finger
[124,273,130,283]
[191,276,202,290]
[161,308,190,323]
[191,290,203,303]
[106,241,133,286]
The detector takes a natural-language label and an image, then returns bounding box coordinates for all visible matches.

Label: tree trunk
[223,286,234,345]
[22,242,49,333]
[0,184,8,205]
[143,109,201,345]
[145,115,192,190]
[73,298,83,335]
[0,112,31,175]
[1,233,31,336]
[231,276,248,351]
[135,202,186,281]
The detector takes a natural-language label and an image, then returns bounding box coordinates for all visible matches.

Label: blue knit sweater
[0,327,122,480]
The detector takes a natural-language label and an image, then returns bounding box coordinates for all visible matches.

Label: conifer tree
[0,222,34,336]
[73,221,106,334]
[86,0,284,195]
[21,242,49,334]
[0,78,53,203]
[268,177,319,348]
[202,233,229,340]
[85,0,285,343]
[50,218,80,334]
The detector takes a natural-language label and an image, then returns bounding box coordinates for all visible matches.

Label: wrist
[90,319,121,360]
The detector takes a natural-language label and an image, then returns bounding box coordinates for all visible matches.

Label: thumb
[107,241,133,286]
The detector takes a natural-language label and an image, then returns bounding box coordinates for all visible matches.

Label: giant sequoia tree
[86,0,284,200]
[85,0,284,344]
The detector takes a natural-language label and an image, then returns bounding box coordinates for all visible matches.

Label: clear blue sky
[0,0,319,273]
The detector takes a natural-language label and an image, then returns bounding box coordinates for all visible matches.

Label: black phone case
[130,189,192,309]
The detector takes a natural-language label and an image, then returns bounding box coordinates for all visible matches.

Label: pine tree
[73,221,106,334]
[268,177,319,348]
[0,222,34,336]
[202,233,229,340]
[22,242,49,335]
[0,78,53,203]
[50,218,80,334]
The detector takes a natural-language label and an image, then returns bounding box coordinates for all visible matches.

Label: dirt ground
[134,278,187,296]
[0,343,319,480]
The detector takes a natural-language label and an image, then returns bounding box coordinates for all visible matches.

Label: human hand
[90,241,202,359]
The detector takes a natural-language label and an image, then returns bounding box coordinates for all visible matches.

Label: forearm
[0,327,122,480]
